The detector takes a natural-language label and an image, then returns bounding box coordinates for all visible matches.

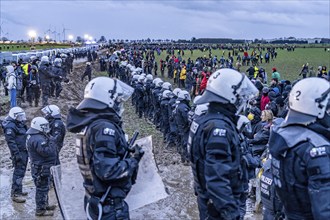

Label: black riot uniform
[144,79,153,120]
[67,79,143,220]
[81,64,92,82]
[260,158,284,220]
[26,127,57,215]
[167,94,178,148]
[175,99,191,163]
[39,61,56,107]
[47,115,66,165]
[188,103,245,220]
[67,109,143,220]
[51,65,65,98]
[134,81,145,118]
[1,116,28,200]
[152,86,162,128]
[160,94,170,142]
[269,116,330,219]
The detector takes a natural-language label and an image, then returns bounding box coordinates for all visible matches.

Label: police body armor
[270,124,330,219]
[188,112,243,197]
[2,118,28,155]
[75,120,128,199]
[260,159,283,219]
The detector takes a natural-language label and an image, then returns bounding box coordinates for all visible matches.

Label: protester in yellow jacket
[179,66,187,88]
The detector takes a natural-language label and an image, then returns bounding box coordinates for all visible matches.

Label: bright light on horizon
[68,34,74,40]
[84,34,89,39]
[88,36,93,41]
[28,30,37,38]
[45,35,50,40]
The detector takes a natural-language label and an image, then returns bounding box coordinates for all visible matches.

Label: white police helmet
[154,78,163,88]
[138,75,145,82]
[41,56,49,63]
[146,74,153,81]
[132,75,140,80]
[177,90,191,101]
[286,77,330,124]
[195,68,258,114]
[172,88,181,97]
[162,82,172,91]
[162,90,173,99]
[41,105,60,117]
[9,107,26,122]
[54,58,62,67]
[30,117,50,133]
[77,77,134,116]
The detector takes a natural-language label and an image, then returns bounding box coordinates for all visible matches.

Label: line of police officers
[2,58,329,220]
[2,104,66,216]
[130,72,193,165]
[128,64,330,219]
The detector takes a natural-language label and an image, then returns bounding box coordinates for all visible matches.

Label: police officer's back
[188,68,258,219]
[269,77,330,219]
[67,77,144,220]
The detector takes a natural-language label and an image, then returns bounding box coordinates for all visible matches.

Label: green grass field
[0,43,73,52]
[154,48,330,83]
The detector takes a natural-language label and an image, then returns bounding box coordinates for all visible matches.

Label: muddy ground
[0,58,260,219]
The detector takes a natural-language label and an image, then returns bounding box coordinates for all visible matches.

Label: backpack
[5,70,23,90]
[15,71,23,90]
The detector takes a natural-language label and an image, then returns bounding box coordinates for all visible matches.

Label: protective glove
[132,144,144,162]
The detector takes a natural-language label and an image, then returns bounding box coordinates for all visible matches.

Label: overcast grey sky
[0,0,329,41]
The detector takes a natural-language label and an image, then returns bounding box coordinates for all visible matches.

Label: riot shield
[51,136,168,219]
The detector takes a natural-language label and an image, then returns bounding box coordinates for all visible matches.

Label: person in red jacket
[199,69,211,94]
[260,87,270,111]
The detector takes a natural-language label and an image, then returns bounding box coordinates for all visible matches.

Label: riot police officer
[167,88,181,149]
[160,90,173,143]
[52,58,65,99]
[144,74,154,121]
[269,77,330,219]
[66,77,144,220]
[188,68,258,219]
[81,62,92,82]
[26,117,57,216]
[175,90,191,164]
[1,107,28,203]
[134,75,146,118]
[41,105,66,165]
[152,78,163,128]
[39,56,57,107]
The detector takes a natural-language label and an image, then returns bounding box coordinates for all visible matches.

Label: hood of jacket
[66,107,121,133]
